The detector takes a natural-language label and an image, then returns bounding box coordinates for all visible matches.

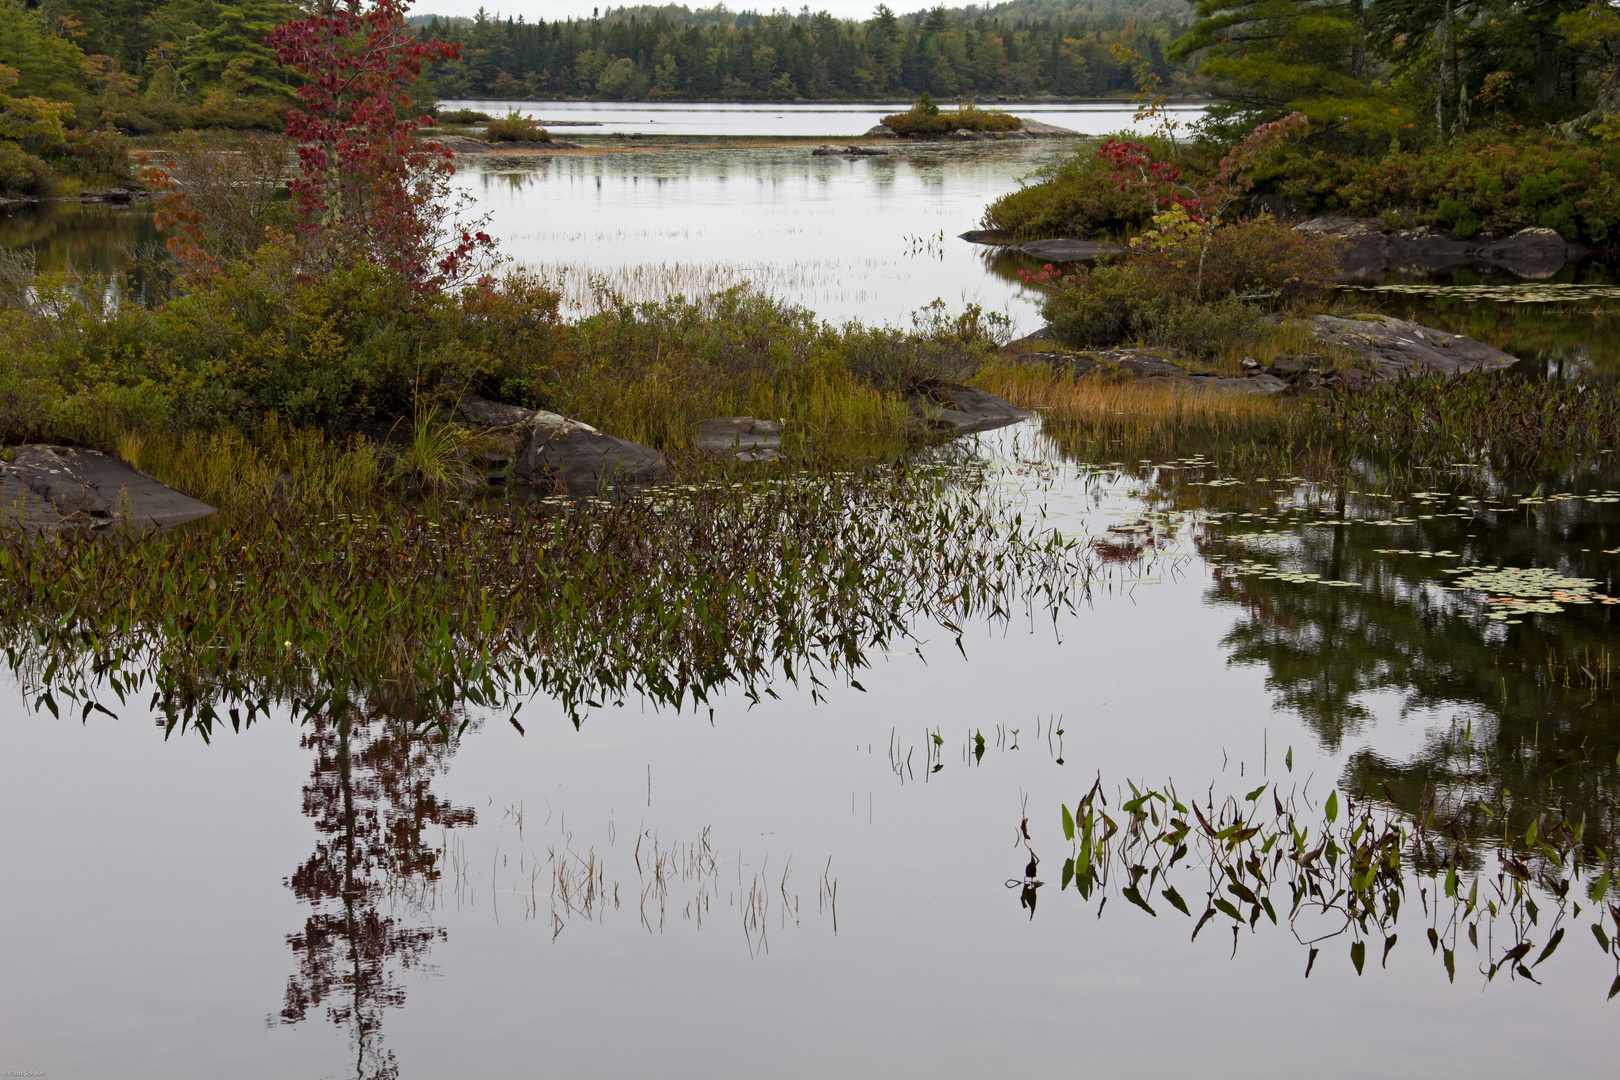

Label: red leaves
[264,0,493,294]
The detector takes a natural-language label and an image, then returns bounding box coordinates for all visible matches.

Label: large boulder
[0,445,215,533]
[913,383,1030,436]
[1482,227,1570,279]
[458,394,671,493]
[510,415,669,493]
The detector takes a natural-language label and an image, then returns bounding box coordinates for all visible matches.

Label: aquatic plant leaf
[1350,940,1365,975]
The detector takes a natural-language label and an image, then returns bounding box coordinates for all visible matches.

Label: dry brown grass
[975,360,1296,452]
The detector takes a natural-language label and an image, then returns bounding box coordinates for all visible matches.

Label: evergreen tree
[1169,0,1408,142]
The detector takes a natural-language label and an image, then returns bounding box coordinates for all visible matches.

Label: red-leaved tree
[265,0,495,293]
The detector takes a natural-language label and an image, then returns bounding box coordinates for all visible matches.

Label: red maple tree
[265,0,495,292]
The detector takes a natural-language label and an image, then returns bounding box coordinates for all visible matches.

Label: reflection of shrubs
[882,101,1022,137]
[0,142,52,196]
[484,111,550,142]
[1037,214,1340,357]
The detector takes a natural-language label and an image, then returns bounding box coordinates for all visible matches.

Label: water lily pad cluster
[1440,565,1620,621]
[1211,559,1362,588]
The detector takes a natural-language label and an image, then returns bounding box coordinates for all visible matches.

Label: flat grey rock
[694,417,782,459]
[958,229,1019,246]
[1308,314,1521,377]
[457,393,540,427]
[0,445,215,532]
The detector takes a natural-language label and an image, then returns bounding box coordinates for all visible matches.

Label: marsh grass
[116,420,383,513]
[390,407,480,492]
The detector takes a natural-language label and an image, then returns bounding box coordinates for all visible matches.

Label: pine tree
[1169,0,1408,142]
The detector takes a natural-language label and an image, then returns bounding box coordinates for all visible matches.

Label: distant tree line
[416,5,1193,101]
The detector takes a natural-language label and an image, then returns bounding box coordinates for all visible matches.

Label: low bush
[1036,213,1340,357]
[38,129,134,185]
[882,100,1022,138]
[435,108,492,125]
[0,248,566,440]
[1257,132,1620,242]
[983,136,1215,240]
[484,112,550,142]
[0,141,51,197]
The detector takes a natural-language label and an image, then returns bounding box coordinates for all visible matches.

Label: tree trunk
[1350,0,1366,81]
[1535,29,1561,105]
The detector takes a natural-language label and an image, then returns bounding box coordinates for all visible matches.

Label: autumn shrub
[983,136,1215,239]
[38,129,134,184]
[484,111,550,142]
[883,101,1022,137]
[0,141,52,196]
[1037,213,1339,356]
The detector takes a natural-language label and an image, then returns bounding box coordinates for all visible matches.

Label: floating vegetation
[1211,559,1362,588]
[1050,775,1620,996]
[1442,565,1620,619]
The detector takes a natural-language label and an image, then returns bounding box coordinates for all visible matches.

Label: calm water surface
[438,98,1207,138]
[3,108,1620,1079]
[4,425,1619,1078]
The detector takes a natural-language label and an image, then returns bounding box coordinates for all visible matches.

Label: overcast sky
[415,1,892,23]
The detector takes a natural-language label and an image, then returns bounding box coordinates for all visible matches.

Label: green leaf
[1161,885,1191,916]
[1285,746,1293,772]
[1122,885,1157,916]
[1325,790,1338,824]
[1533,927,1563,966]
[1593,923,1612,954]
[1591,870,1611,904]
[1350,939,1365,975]
[1062,804,1075,842]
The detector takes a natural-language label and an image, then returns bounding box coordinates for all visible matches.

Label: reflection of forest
[1370,262,1620,379]
[1198,485,1620,860]
[0,202,162,276]
[277,707,475,1080]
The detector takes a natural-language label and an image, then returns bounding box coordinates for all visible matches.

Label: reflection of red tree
[276,707,475,1079]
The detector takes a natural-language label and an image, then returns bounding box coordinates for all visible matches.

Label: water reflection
[277,706,474,1079]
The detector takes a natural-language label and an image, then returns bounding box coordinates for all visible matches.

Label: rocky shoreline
[1004,313,1523,396]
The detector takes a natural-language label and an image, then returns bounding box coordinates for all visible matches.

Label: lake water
[5,424,1619,1078]
[4,109,1620,1079]
[439,98,1208,138]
